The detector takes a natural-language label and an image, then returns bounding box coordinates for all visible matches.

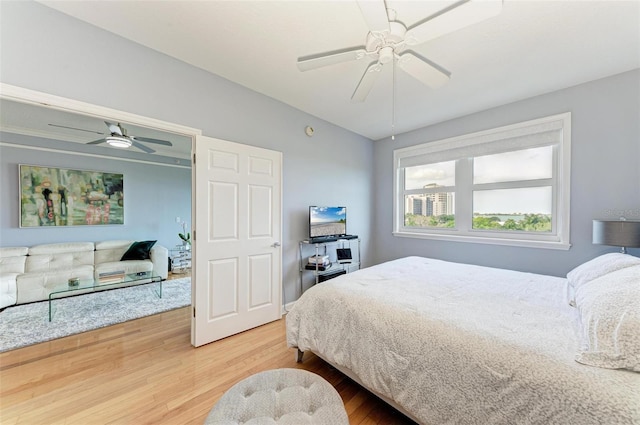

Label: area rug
[0,277,191,352]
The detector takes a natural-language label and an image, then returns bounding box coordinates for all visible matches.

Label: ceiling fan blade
[351,62,383,103]
[48,123,104,135]
[87,139,106,145]
[131,140,155,154]
[398,52,450,88]
[131,136,173,147]
[104,121,123,136]
[356,0,390,33]
[405,0,502,46]
[298,47,368,71]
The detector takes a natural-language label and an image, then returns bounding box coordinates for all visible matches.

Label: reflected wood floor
[0,306,416,424]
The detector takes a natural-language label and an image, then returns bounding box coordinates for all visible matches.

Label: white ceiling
[28,1,640,141]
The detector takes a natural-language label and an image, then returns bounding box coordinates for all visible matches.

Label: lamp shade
[592,219,640,251]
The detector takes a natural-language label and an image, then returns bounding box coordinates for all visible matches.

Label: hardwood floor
[167,269,191,280]
[0,306,416,424]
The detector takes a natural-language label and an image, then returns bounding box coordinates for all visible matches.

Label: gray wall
[372,69,640,276]
[0,135,192,251]
[2,1,636,303]
[0,1,374,304]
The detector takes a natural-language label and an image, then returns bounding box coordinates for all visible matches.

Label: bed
[286,255,640,424]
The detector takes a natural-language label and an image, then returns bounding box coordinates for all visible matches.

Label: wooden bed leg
[296,349,304,363]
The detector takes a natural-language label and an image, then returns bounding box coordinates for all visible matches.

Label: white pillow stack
[566,253,640,371]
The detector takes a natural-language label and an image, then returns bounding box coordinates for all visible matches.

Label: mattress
[286,256,640,424]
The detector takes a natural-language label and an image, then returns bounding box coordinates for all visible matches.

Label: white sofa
[0,240,168,309]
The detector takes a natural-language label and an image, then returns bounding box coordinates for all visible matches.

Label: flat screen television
[309,206,346,239]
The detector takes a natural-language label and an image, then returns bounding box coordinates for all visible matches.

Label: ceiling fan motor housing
[366,21,407,61]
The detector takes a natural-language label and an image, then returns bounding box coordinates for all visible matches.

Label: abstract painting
[20,165,124,227]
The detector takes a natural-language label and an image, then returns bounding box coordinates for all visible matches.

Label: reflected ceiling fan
[49,121,173,153]
[297,0,502,102]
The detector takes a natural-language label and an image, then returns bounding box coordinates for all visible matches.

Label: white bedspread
[286,256,640,424]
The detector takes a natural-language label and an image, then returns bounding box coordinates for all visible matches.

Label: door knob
[271,242,281,248]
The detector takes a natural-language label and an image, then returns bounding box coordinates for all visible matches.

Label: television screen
[309,206,346,238]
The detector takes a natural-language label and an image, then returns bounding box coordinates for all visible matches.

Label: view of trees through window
[405,212,551,232]
[472,213,551,231]
[471,185,552,232]
[405,213,454,228]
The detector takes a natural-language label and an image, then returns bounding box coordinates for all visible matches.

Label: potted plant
[178,221,191,250]
[179,231,190,247]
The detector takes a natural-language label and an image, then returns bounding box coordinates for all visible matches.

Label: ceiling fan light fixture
[105,135,132,148]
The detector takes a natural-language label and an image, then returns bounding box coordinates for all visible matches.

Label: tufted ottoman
[204,368,349,425]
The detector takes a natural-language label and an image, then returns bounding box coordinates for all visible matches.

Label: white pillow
[574,265,640,371]
[566,253,640,306]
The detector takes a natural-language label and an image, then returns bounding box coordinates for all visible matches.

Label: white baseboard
[282,301,296,315]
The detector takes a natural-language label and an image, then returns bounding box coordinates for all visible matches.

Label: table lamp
[592,218,640,254]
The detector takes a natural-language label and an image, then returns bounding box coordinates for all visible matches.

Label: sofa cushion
[0,273,18,309]
[149,245,169,281]
[121,241,157,261]
[0,249,27,274]
[0,248,28,308]
[26,242,95,274]
[26,251,95,273]
[95,240,167,280]
[0,247,29,258]
[95,240,134,264]
[28,242,95,255]
[16,266,94,304]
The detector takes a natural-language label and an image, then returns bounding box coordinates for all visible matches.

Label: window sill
[392,231,571,250]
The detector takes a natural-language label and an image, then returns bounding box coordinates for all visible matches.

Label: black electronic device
[309,206,347,240]
[305,263,332,271]
[318,269,346,282]
[336,248,352,264]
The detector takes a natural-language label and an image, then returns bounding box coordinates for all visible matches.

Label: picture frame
[19,164,124,227]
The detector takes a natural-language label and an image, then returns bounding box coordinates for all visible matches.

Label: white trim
[283,301,296,315]
[0,83,202,138]
[392,231,571,250]
[0,141,191,168]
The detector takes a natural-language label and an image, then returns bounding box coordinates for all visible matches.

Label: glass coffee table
[48,272,162,321]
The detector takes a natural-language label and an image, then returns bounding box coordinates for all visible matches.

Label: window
[404,161,455,228]
[393,113,571,249]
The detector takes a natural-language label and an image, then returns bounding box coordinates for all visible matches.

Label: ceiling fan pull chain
[391,56,396,141]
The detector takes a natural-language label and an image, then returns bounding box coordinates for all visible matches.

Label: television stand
[299,237,361,292]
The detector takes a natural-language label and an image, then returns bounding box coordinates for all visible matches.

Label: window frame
[393,113,571,250]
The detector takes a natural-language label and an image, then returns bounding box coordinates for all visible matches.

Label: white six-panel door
[192,136,282,347]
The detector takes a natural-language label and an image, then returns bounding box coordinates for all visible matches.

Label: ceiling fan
[297,0,503,102]
[49,121,173,153]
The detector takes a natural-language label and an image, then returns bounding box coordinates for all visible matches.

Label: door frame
[0,84,202,144]
[1,83,203,337]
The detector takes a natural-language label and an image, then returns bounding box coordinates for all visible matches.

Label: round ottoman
[204,368,348,425]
